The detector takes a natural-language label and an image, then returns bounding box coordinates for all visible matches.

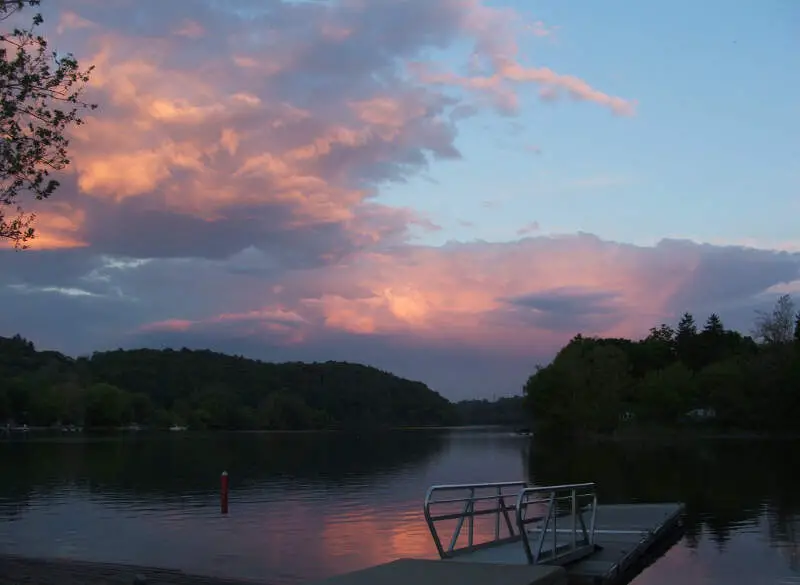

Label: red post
[220,471,229,514]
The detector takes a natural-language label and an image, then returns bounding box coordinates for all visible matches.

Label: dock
[566,503,684,584]
[309,559,567,585]
[445,502,684,584]
[0,554,269,585]
[310,481,685,585]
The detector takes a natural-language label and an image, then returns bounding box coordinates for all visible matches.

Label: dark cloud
[502,288,624,333]
[658,240,800,314]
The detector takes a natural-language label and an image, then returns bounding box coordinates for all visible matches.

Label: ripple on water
[4,433,800,585]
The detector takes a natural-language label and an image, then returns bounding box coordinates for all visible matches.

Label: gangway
[423,481,597,566]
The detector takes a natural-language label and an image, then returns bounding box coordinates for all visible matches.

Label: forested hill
[0,335,457,430]
[524,295,800,436]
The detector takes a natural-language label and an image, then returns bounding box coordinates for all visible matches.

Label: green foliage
[0,0,96,246]
[524,296,800,437]
[0,336,457,430]
[454,395,526,426]
[524,339,630,435]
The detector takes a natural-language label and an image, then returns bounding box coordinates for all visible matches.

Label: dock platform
[312,481,685,585]
[566,503,684,584]
[310,559,567,585]
[446,502,684,584]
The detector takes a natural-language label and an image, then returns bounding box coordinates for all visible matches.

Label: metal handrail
[515,482,597,564]
[424,481,528,558]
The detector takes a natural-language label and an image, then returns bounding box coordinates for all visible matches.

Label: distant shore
[1,423,518,437]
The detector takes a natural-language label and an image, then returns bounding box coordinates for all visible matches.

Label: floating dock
[311,481,685,585]
[309,559,567,585]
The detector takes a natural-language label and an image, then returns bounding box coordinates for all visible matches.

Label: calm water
[1,430,799,585]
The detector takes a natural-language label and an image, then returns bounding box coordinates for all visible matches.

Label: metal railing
[423,481,528,559]
[516,482,597,565]
[423,481,597,565]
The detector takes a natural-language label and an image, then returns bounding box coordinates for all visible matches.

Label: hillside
[525,300,800,436]
[0,335,457,430]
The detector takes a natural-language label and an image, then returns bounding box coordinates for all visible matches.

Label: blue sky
[380,0,800,248]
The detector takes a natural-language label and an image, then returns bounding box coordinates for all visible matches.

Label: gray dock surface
[447,502,684,584]
[0,554,269,585]
[308,559,566,585]
[566,503,685,584]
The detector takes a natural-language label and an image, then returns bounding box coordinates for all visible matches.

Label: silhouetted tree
[703,313,725,336]
[795,312,800,345]
[754,295,797,345]
[0,0,96,246]
[676,312,697,341]
[675,312,699,367]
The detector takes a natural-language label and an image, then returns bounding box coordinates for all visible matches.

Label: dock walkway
[310,559,566,585]
[313,481,685,585]
[566,503,684,584]
[446,502,684,583]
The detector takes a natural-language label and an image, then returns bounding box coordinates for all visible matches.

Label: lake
[0,429,798,585]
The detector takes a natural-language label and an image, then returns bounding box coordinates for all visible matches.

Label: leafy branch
[0,0,96,247]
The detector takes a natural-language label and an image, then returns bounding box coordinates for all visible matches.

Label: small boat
[169,425,187,432]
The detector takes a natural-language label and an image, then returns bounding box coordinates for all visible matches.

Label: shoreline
[1,424,514,435]
[0,553,271,585]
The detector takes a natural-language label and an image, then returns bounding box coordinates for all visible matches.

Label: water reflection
[527,437,800,584]
[0,431,448,515]
[0,429,528,583]
[527,438,800,550]
[1,431,799,585]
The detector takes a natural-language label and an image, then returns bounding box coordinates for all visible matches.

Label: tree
[676,312,697,340]
[793,311,800,345]
[646,323,675,344]
[634,362,695,424]
[753,294,796,345]
[675,312,700,369]
[84,383,130,427]
[699,359,746,427]
[0,0,95,246]
[703,313,725,336]
[524,339,630,436]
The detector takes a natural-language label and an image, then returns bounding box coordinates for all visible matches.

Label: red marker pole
[220,471,229,514]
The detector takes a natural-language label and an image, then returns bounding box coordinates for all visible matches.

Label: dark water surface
[1,430,799,585]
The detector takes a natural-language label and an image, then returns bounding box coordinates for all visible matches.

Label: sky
[1,0,799,400]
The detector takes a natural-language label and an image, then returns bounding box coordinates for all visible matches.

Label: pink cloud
[24,0,632,254]
[135,236,800,369]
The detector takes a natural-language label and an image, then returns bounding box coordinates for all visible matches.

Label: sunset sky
[1,0,799,399]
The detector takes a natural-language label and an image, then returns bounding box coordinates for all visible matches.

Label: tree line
[0,336,459,430]
[524,294,800,436]
[454,396,526,426]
